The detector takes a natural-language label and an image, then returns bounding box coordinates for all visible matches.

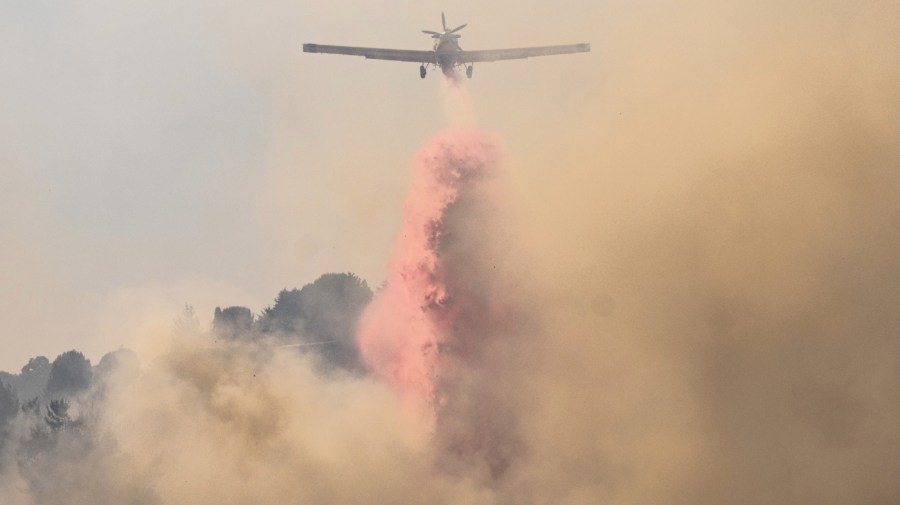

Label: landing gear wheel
[466,65,473,79]
[420,65,427,79]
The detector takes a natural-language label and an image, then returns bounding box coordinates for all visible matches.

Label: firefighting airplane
[303,13,590,79]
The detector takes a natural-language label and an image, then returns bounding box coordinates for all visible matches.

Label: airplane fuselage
[434,36,463,75]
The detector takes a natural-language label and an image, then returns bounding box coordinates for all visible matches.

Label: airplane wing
[457,43,590,63]
[303,44,435,63]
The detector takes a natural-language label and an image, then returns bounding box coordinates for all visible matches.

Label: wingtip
[302,43,317,52]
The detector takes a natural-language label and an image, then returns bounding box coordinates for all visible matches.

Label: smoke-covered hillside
[0,272,374,503]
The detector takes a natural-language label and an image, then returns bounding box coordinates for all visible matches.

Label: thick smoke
[0,331,502,504]
[493,2,900,503]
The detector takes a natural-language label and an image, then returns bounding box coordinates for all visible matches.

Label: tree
[213,306,254,340]
[43,399,74,430]
[258,273,373,372]
[0,382,18,452]
[21,356,50,376]
[0,382,17,426]
[45,351,92,398]
[1,356,51,402]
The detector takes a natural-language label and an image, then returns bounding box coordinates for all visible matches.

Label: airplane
[303,13,590,79]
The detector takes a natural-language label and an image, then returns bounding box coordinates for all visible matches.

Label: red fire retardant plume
[356,128,498,428]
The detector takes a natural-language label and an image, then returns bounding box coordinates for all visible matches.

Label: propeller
[423,12,467,38]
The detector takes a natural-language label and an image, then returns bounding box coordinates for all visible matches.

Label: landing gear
[466,65,473,79]
[420,65,427,79]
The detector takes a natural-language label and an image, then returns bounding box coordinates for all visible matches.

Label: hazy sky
[1,0,595,370]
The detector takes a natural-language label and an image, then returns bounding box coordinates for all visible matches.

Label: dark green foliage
[258,273,373,372]
[21,397,40,415]
[45,351,93,398]
[22,356,50,376]
[213,306,255,340]
[0,381,17,426]
[1,356,52,402]
[259,273,372,334]
[19,356,52,400]
[0,382,18,454]
[44,399,70,430]
[0,370,13,435]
